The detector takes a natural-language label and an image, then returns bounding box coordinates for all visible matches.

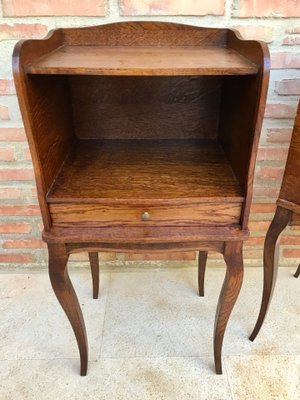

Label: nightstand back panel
[69,76,222,140]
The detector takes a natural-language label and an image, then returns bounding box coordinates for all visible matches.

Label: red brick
[265,103,297,119]
[266,128,293,143]
[282,248,300,258]
[3,239,45,249]
[0,253,34,263]
[0,79,15,95]
[0,223,32,234]
[271,52,300,69]
[0,128,26,142]
[257,147,288,161]
[234,25,273,42]
[0,148,15,161]
[290,225,300,231]
[245,236,265,246]
[69,253,89,262]
[120,0,225,15]
[286,26,300,34]
[0,205,40,216]
[125,251,196,261]
[0,169,35,181]
[283,35,300,45]
[2,0,106,16]
[248,221,271,231]
[0,23,48,39]
[233,0,300,17]
[250,203,276,213]
[0,105,9,120]
[99,253,116,261]
[275,79,300,96]
[257,166,284,180]
[242,249,263,259]
[281,236,300,245]
[24,147,32,161]
[253,186,280,198]
[0,188,21,199]
[70,252,116,262]
[31,187,38,197]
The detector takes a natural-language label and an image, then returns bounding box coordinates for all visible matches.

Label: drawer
[49,202,242,227]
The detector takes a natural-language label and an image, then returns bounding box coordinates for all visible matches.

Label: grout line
[224,357,235,400]
[98,272,111,359]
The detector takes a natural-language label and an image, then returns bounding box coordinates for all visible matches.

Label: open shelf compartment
[47,139,244,203]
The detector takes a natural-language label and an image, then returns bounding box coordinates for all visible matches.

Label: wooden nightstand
[250,100,300,341]
[13,22,269,375]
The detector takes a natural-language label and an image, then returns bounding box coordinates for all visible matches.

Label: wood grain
[49,202,242,227]
[278,101,300,206]
[12,29,64,229]
[42,225,249,245]
[70,76,221,140]
[251,100,300,340]
[26,46,258,76]
[48,242,88,376]
[198,251,208,297]
[214,241,244,374]
[47,139,244,202]
[220,30,270,230]
[250,206,292,341]
[63,22,227,47]
[26,75,74,193]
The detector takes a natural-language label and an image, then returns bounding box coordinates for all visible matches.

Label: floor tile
[101,269,216,358]
[100,267,300,360]
[231,267,300,356]
[226,355,300,400]
[0,267,299,399]
[0,272,109,361]
[0,357,232,400]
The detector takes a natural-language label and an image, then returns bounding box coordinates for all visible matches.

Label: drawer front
[49,202,242,227]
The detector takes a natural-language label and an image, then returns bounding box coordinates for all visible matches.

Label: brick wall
[0,0,299,269]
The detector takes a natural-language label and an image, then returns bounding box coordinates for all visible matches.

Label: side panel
[279,101,300,206]
[220,30,270,229]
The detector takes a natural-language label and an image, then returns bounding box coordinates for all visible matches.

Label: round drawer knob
[141,211,150,221]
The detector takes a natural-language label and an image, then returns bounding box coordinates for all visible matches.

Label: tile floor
[0,266,299,399]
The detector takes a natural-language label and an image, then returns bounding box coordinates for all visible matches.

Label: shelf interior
[47,139,244,203]
[25,45,258,76]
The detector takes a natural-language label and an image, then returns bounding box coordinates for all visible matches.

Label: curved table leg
[250,206,292,341]
[48,243,88,376]
[294,263,300,278]
[214,241,243,374]
[198,251,208,297]
[88,252,99,299]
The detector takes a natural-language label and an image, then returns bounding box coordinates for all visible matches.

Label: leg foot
[198,251,208,297]
[88,252,99,299]
[250,206,292,341]
[294,263,300,278]
[48,243,88,376]
[214,241,243,374]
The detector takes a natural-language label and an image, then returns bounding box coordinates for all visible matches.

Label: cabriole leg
[88,252,99,299]
[294,263,300,278]
[48,243,88,376]
[214,241,243,374]
[198,251,208,297]
[250,206,292,341]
